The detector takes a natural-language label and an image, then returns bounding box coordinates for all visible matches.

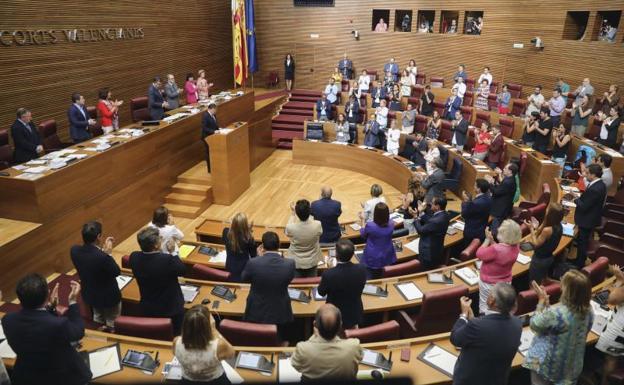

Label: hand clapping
[531,280,549,306]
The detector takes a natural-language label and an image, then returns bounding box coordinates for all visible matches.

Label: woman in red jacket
[97,88,123,133]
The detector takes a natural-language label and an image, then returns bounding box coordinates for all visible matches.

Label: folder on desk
[278,357,302,383]
[235,351,275,374]
[288,288,311,303]
[417,344,457,377]
[82,343,122,379]
[394,282,423,301]
[180,284,200,303]
[178,245,196,259]
[454,267,479,286]
[362,284,388,298]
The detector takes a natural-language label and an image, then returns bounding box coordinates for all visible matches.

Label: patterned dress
[475,85,490,110]
[522,303,593,385]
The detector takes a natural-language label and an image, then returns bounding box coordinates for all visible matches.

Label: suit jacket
[338,59,353,79]
[291,335,363,380]
[445,96,461,119]
[370,87,386,107]
[148,84,166,120]
[422,168,445,203]
[311,198,342,243]
[202,111,219,139]
[384,63,400,80]
[363,120,381,148]
[70,243,121,309]
[491,176,516,218]
[11,119,41,163]
[344,101,359,124]
[574,179,607,229]
[401,137,427,167]
[414,210,450,266]
[129,251,186,317]
[285,215,323,269]
[461,194,492,242]
[242,252,295,324]
[486,134,504,164]
[453,118,469,146]
[316,100,333,120]
[164,82,181,110]
[318,262,367,328]
[2,304,92,385]
[450,313,522,385]
[67,103,91,143]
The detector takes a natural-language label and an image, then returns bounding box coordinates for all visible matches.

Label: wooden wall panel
[254,0,624,97]
[0,1,233,142]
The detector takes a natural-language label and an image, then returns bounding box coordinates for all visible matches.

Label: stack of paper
[454,267,479,286]
[180,285,199,303]
[404,238,420,253]
[0,340,16,359]
[15,173,44,181]
[518,329,535,355]
[396,282,423,301]
[278,358,302,382]
[590,301,612,336]
[210,251,227,264]
[218,128,233,135]
[389,212,404,224]
[23,166,49,174]
[451,221,465,231]
[25,159,46,166]
[331,141,348,145]
[516,254,531,265]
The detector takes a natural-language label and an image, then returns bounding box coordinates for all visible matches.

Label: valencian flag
[232,0,248,86]
[245,0,258,74]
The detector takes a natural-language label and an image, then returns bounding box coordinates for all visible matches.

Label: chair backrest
[537,183,551,205]
[465,127,476,152]
[345,320,400,343]
[38,119,63,151]
[587,118,602,139]
[407,97,420,108]
[507,83,523,99]
[121,254,130,268]
[114,315,174,341]
[410,86,423,99]
[582,256,609,286]
[364,70,378,80]
[460,106,473,122]
[87,106,103,137]
[474,111,491,128]
[191,264,231,282]
[459,239,481,261]
[487,93,498,110]
[462,91,474,107]
[520,202,547,223]
[433,102,446,117]
[414,285,469,336]
[489,81,499,94]
[415,114,428,134]
[516,280,561,315]
[291,276,321,284]
[439,120,453,144]
[415,73,426,85]
[498,142,507,168]
[465,79,475,90]
[519,152,528,176]
[340,80,349,92]
[382,259,422,278]
[0,129,11,169]
[430,76,444,88]
[0,129,8,146]
[130,96,150,122]
[511,99,527,117]
[437,144,449,167]
[449,157,463,180]
[499,116,515,138]
[219,319,281,346]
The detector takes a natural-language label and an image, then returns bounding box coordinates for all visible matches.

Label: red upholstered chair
[462,91,474,107]
[487,93,498,111]
[358,107,367,124]
[341,80,350,92]
[515,280,561,315]
[499,116,515,138]
[291,276,321,285]
[582,256,609,286]
[130,96,150,122]
[465,127,476,152]
[498,141,508,169]
[410,86,423,99]
[587,234,624,261]
[465,79,475,91]
[114,315,174,341]
[87,106,103,137]
[191,264,231,282]
[519,152,528,176]
[430,76,444,88]
[511,99,527,117]
[382,259,422,278]
[507,83,523,99]
[565,93,575,109]
[593,246,624,266]
[407,97,420,109]
[439,120,453,144]
[395,285,469,337]
[512,183,550,221]
[433,102,446,118]
[586,118,602,140]
[344,321,400,343]
[489,81,499,94]
[38,119,71,151]
[219,319,283,347]
[414,115,428,134]
[514,203,547,224]
[365,70,378,81]
[415,73,426,85]
[266,72,279,88]
[460,106,473,122]
[121,254,130,269]
[458,239,481,262]
[474,111,491,128]
[0,130,12,170]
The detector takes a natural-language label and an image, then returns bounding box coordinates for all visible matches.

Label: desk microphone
[388,350,393,363]
[384,283,388,294]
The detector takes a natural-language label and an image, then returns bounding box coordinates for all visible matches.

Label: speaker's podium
[206,122,250,205]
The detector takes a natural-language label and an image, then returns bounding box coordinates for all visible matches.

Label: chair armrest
[518,201,537,209]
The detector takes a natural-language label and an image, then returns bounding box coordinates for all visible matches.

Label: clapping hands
[531,280,550,306]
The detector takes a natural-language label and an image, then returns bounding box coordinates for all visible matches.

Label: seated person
[316,94,333,121]
[311,186,342,244]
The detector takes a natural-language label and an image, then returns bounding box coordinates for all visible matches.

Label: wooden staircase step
[164,203,202,219]
[165,192,209,206]
[171,182,210,196]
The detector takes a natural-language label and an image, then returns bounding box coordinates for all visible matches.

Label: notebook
[180,284,200,303]
[417,344,457,377]
[394,282,423,301]
[84,344,122,379]
[116,275,133,290]
[278,358,302,382]
[454,267,479,286]
[516,254,531,265]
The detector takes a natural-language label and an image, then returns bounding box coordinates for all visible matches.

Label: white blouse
[149,222,184,255]
[175,339,224,382]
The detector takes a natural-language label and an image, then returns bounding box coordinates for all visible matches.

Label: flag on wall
[245,0,258,74]
[232,0,248,86]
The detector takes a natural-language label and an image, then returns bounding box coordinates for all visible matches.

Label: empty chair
[0,130,12,170]
[489,81,499,94]
[191,264,231,282]
[87,106,103,137]
[410,86,423,99]
[582,256,609,286]
[382,259,422,278]
[515,280,561,315]
[462,91,474,107]
[395,285,469,337]
[511,99,527,117]
[512,183,550,221]
[460,106,473,122]
[439,120,453,144]
[291,276,321,285]
[114,315,174,341]
[487,93,498,111]
[364,69,378,81]
[433,101,446,117]
[440,158,463,194]
[586,117,602,139]
[474,111,491,128]
[465,79,475,91]
[430,76,444,88]
[344,320,400,343]
[507,83,523,99]
[130,96,150,122]
[266,72,279,88]
[458,239,481,262]
[414,115,428,134]
[219,319,282,347]
[415,73,426,85]
[498,116,515,138]
[37,119,71,151]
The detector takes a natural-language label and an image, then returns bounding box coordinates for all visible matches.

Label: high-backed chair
[38,119,71,151]
[414,115,428,134]
[474,111,491,128]
[458,239,481,262]
[487,93,498,111]
[291,276,321,285]
[441,158,463,194]
[586,117,602,140]
[410,86,423,99]
[364,70,378,81]
[130,96,150,122]
[407,97,420,109]
[465,127,476,152]
[582,256,609,286]
[341,80,350,92]
[439,120,453,144]
[511,99,527,117]
[460,106,473,122]
[430,76,444,88]
[191,264,230,282]
[219,319,283,347]
[512,183,550,221]
[465,79,475,91]
[499,116,515,138]
[382,259,422,278]
[415,73,426,85]
[87,106,103,137]
[489,81,499,94]
[345,321,400,343]
[433,102,446,117]
[498,141,508,168]
[519,152,528,176]
[266,71,279,88]
[515,203,548,224]
[462,91,474,107]
[0,130,12,170]
[114,316,174,341]
[515,280,561,315]
[507,83,523,99]
[121,254,130,269]
[396,285,469,337]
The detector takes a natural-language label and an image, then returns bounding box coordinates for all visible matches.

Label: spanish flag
[232,0,248,86]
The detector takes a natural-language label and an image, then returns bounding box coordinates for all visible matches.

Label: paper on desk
[23,166,48,173]
[516,254,531,265]
[278,358,302,382]
[218,128,233,135]
[561,185,580,193]
[451,221,465,231]
[0,340,16,359]
[382,152,393,157]
[562,200,576,208]
[541,160,555,164]
[590,301,612,336]
[66,154,88,160]
[0,324,4,340]
[25,159,46,165]
[454,267,479,286]
[210,250,227,264]
[422,345,457,377]
[518,329,535,355]
[14,172,43,180]
[12,165,28,171]
[331,141,348,145]
[349,223,361,231]
[404,238,420,253]
[396,282,423,301]
[178,245,196,259]
[116,275,133,290]
[562,222,575,236]
[222,360,244,383]
[180,285,199,303]
[389,212,404,224]
[89,345,121,379]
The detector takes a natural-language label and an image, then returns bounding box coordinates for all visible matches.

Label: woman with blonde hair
[424,139,440,175]
[475,219,521,314]
[523,270,593,385]
[196,69,213,101]
[174,305,235,384]
[361,184,385,223]
[222,213,256,282]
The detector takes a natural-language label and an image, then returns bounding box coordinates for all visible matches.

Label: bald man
[573,78,593,104]
[311,186,342,244]
[291,304,363,380]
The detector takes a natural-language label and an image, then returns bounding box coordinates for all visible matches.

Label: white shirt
[358,75,370,91]
[600,117,614,140]
[527,93,545,114]
[363,196,386,222]
[149,222,184,255]
[386,128,401,154]
[376,107,388,127]
[324,84,338,103]
[425,147,440,175]
[452,82,467,98]
[477,73,493,86]
[175,338,224,382]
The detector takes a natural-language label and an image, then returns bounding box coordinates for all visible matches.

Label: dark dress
[551,136,569,159]
[421,91,434,116]
[222,228,257,282]
[284,59,295,80]
[532,118,552,153]
[529,224,562,283]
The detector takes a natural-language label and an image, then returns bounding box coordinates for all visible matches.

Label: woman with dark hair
[149,206,184,256]
[598,106,621,149]
[525,203,563,284]
[185,73,198,104]
[284,53,295,91]
[400,176,426,234]
[174,305,235,384]
[222,213,256,282]
[96,88,123,134]
[358,202,396,279]
[551,125,571,176]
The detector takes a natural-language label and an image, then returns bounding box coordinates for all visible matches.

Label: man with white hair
[311,186,342,244]
[573,78,594,104]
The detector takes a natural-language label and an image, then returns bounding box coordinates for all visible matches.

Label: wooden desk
[208,122,251,205]
[567,135,624,197]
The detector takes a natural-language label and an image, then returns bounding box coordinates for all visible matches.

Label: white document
[25,159,46,165]
[278,358,302,382]
[49,161,67,170]
[218,128,234,135]
[349,223,361,231]
[540,160,554,164]
[238,352,260,367]
[518,329,535,355]
[89,345,121,379]
[516,254,531,265]
[451,221,465,231]
[66,154,88,160]
[222,360,244,383]
[454,267,479,286]
[0,340,16,359]
[562,222,575,236]
[14,173,44,181]
[331,141,348,145]
[0,324,4,340]
[382,152,393,157]
[590,301,612,336]
[396,282,423,301]
[561,186,580,193]
[562,200,576,208]
[23,166,48,174]
[389,212,404,224]
[116,275,133,290]
[404,238,420,253]
[12,164,28,171]
[421,345,457,377]
[210,250,227,264]
[180,285,199,303]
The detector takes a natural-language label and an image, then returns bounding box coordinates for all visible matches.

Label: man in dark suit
[383,57,399,82]
[201,103,219,172]
[129,226,186,335]
[451,110,469,151]
[11,108,44,163]
[422,157,446,203]
[415,197,451,269]
[400,132,427,167]
[316,94,333,121]
[148,76,168,120]
[370,81,386,108]
[2,274,92,385]
[338,53,353,80]
[461,179,492,245]
[573,163,607,268]
[450,283,522,385]
[242,231,295,332]
[70,221,121,329]
[344,95,360,143]
[68,92,95,143]
[311,186,342,244]
[487,162,517,238]
[317,239,367,329]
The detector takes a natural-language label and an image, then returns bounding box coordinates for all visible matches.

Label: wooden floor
[0,219,41,248]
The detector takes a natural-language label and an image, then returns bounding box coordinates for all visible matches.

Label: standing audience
[461,179,492,245]
[526,203,564,284]
[285,200,323,278]
[149,206,184,256]
[359,202,396,279]
[97,88,122,134]
[311,186,342,244]
[284,54,295,91]
[414,197,450,270]
[222,212,257,282]
[11,108,43,163]
[487,163,518,236]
